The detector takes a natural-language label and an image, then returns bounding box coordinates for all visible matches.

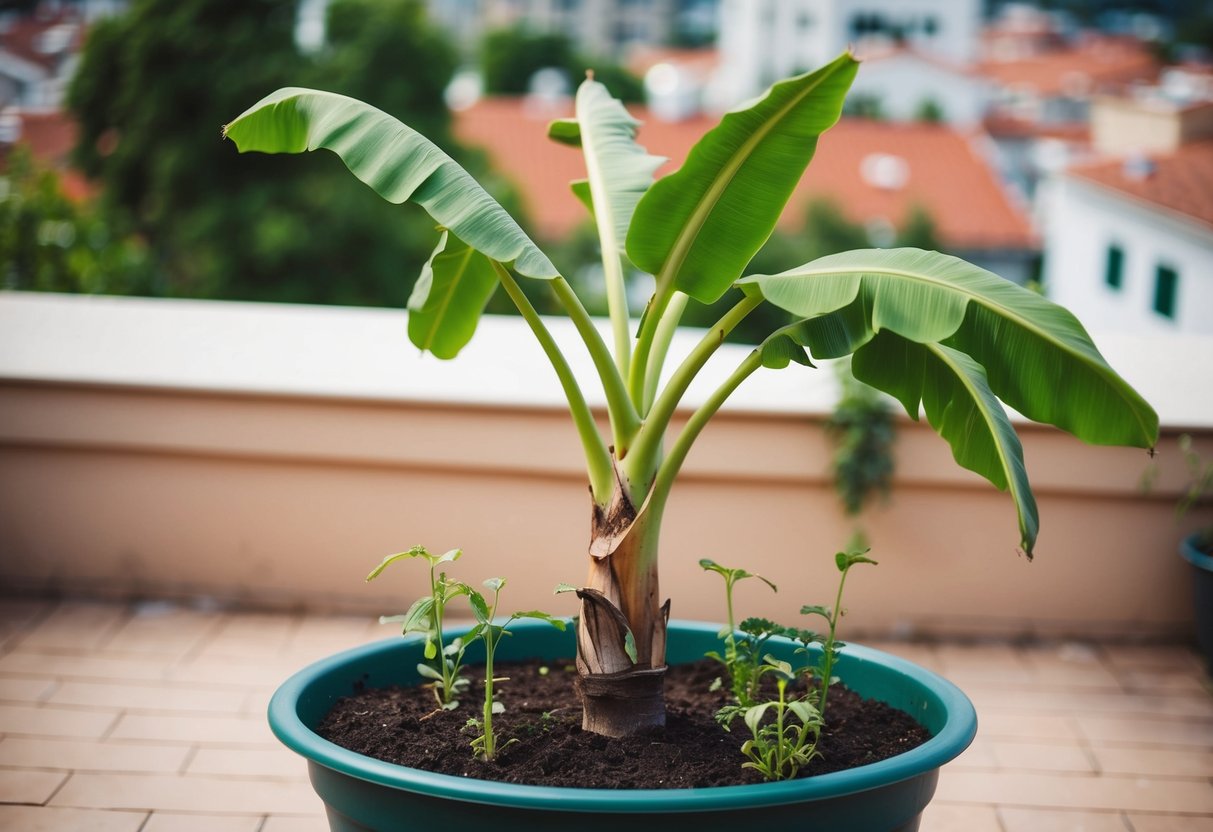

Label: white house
[848,48,987,126]
[1041,144,1213,335]
[708,0,981,110]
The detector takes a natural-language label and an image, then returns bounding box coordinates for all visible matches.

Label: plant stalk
[626,293,763,485]
[642,291,689,413]
[550,277,641,455]
[493,262,614,502]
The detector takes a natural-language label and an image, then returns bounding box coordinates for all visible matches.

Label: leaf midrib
[420,246,476,352]
[658,62,847,289]
[763,263,1153,438]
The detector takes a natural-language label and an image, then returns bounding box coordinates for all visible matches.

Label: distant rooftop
[1070,140,1213,233]
[453,99,1036,252]
[979,35,1159,98]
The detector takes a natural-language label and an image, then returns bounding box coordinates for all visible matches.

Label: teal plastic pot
[269,620,976,832]
[1180,532,1213,668]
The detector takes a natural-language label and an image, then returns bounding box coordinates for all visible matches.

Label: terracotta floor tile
[260,817,328,832]
[1092,746,1213,778]
[0,650,169,683]
[101,604,222,657]
[48,680,248,714]
[1100,645,1202,672]
[49,772,324,815]
[1076,714,1213,749]
[0,805,146,831]
[141,811,262,831]
[0,676,55,704]
[1126,814,1213,831]
[0,768,67,803]
[0,704,118,739]
[168,658,307,689]
[998,806,1129,832]
[108,713,277,746]
[186,747,308,779]
[919,802,1002,831]
[971,710,1080,741]
[15,604,127,652]
[936,771,1213,813]
[0,738,190,773]
[951,738,999,769]
[991,740,1096,773]
[1118,669,1210,696]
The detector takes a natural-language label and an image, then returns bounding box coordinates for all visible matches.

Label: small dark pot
[1180,532,1213,668]
[268,620,976,832]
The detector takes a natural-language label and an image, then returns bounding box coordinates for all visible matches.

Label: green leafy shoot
[799,549,878,719]
[368,546,472,709]
[700,559,778,705]
[718,654,823,782]
[463,577,567,762]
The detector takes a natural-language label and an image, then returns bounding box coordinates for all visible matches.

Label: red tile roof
[1069,140,1213,232]
[0,108,92,200]
[0,6,83,73]
[978,35,1158,98]
[453,97,1037,251]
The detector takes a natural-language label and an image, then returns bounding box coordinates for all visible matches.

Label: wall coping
[1,291,1209,428]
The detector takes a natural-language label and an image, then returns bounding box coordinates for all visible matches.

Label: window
[1104,244,1124,290]
[1153,264,1178,319]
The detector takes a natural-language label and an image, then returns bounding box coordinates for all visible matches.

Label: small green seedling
[367,546,474,710]
[463,577,566,762]
[799,549,878,720]
[728,655,823,781]
[717,549,876,781]
[700,558,777,705]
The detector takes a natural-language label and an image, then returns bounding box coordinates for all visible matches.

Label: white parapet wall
[1,291,1210,639]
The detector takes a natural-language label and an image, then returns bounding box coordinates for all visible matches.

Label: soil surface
[318,658,931,788]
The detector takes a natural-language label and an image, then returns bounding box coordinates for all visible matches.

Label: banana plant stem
[550,277,641,454]
[626,293,763,486]
[493,262,613,503]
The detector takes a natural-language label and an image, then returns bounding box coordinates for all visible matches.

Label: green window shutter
[1104,245,1124,290]
[1153,264,1178,319]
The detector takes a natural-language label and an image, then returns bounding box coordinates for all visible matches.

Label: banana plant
[224,52,1158,739]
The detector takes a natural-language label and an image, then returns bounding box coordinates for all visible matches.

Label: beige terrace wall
[1,292,1211,640]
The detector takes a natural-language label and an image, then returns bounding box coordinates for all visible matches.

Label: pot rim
[1181,532,1213,571]
[268,619,976,813]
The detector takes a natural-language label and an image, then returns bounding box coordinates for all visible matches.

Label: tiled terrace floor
[0,598,1211,831]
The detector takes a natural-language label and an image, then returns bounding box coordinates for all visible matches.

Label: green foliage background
[58,0,515,308]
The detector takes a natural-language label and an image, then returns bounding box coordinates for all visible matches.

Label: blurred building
[1041,91,1213,335]
[427,0,683,59]
[707,0,981,111]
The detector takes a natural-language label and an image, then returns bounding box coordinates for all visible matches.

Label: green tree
[66,0,473,307]
[0,147,154,294]
[481,26,644,102]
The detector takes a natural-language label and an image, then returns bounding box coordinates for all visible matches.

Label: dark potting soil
[317,658,931,789]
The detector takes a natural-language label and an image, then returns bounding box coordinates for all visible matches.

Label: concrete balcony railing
[1,291,1210,640]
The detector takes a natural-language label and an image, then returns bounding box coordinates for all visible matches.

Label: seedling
[799,549,878,718]
[367,546,474,710]
[730,655,823,782]
[718,549,875,780]
[700,558,777,705]
[463,577,567,761]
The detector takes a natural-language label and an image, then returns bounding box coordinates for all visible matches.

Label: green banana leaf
[224,87,557,280]
[551,79,665,251]
[739,248,1159,448]
[853,332,1039,555]
[625,52,857,304]
[407,231,499,359]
